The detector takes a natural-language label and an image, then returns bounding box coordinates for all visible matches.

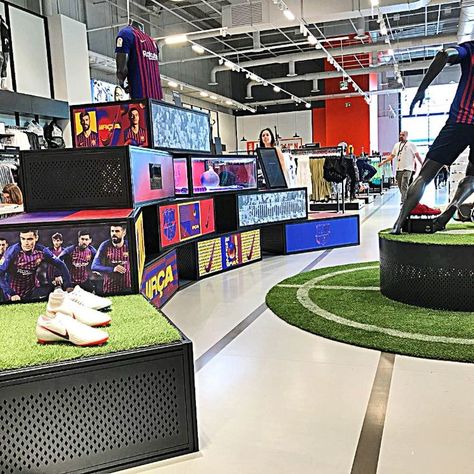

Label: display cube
[20,146,175,212]
[70,99,211,153]
[0,208,147,303]
[214,188,308,233]
[177,229,262,281]
[261,213,360,254]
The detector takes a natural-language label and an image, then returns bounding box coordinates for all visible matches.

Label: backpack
[323,156,348,183]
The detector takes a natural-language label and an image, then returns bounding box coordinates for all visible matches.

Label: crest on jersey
[116,37,123,48]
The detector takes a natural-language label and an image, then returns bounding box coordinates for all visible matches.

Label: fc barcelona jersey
[115,25,163,100]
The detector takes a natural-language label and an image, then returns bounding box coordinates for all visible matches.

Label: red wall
[312,108,326,147]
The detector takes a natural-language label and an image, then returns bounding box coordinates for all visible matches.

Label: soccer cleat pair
[36,288,112,347]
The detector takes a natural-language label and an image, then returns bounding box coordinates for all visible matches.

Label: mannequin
[0,14,11,90]
[391,42,474,234]
[115,19,163,100]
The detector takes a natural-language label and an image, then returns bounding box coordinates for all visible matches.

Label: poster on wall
[71,101,149,148]
[151,101,211,153]
[135,211,145,287]
[197,229,261,277]
[140,250,179,309]
[158,198,215,249]
[0,3,13,91]
[237,189,307,227]
[0,219,133,303]
[129,147,175,205]
[91,79,130,103]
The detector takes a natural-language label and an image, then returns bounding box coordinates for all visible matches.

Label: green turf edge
[379,223,474,246]
[0,295,182,372]
[266,262,474,363]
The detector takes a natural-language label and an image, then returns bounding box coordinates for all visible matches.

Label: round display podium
[379,232,474,312]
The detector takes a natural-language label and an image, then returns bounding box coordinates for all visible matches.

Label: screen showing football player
[123,107,147,146]
[59,230,97,292]
[46,232,64,288]
[91,224,131,294]
[0,237,8,259]
[76,111,99,147]
[0,229,71,302]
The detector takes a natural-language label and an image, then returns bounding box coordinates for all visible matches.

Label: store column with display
[0,13,11,90]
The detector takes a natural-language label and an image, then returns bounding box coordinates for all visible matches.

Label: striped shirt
[450,41,474,124]
[46,247,63,283]
[115,25,163,100]
[124,126,147,146]
[59,245,96,285]
[91,239,131,294]
[76,131,99,148]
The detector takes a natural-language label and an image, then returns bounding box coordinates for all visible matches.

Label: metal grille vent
[230,2,263,27]
[0,367,181,473]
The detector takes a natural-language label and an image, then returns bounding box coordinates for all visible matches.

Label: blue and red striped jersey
[76,131,99,148]
[124,126,147,146]
[115,25,163,101]
[449,41,474,124]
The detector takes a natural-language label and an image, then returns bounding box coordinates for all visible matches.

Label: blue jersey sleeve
[115,27,134,55]
[58,245,75,260]
[453,45,469,63]
[91,241,114,273]
[40,245,72,288]
[0,244,19,298]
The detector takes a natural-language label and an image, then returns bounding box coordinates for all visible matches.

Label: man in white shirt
[379,131,423,204]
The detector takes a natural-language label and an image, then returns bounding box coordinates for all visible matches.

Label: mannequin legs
[391,160,443,234]
[433,162,474,230]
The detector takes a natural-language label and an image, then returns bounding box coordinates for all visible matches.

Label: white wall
[218,112,237,152]
[236,110,312,151]
[9,6,51,98]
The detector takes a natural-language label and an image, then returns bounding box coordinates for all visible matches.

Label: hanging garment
[356,159,377,182]
[345,157,359,200]
[295,154,311,195]
[310,158,332,201]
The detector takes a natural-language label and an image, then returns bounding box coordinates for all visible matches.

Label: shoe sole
[37,337,109,347]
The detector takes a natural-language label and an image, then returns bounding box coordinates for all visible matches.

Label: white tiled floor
[121,186,474,474]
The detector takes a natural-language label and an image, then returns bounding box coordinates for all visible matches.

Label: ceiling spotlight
[200,91,209,97]
[305,103,311,109]
[388,48,394,56]
[273,85,281,92]
[397,76,404,84]
[224,60,234,69]
[315,41,322,50]
[167,81,178,88]
[191,44,205,54]
[246,73,250,79]
[218,58,224,65]
[283,9,295,20]
[210,95,217,100]
[307,35,317,45]
[164,34,188,45]
[263,81,268,86]
[225,100,233,105]
[380,24,388,36]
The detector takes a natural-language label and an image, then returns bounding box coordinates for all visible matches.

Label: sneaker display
[36,312,109,346]
[68,286,112,311]
[410,203,442,216]
[47,289,111,327]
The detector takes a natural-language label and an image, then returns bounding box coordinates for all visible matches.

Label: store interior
[0,1,473,473]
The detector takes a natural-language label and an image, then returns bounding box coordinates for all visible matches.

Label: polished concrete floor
[121,185,474,474]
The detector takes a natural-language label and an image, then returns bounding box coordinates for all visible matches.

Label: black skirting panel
[380,236,474,311]
[0,341,198,473]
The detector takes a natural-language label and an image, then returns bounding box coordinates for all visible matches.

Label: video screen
[129,147,175,205]
[71,101,149,148]
[151,101,211,152]
[0,221,133,303]
[174,158,189,195]
[191,155,257,194]
[256,147,287,189]
[237,189,307,227]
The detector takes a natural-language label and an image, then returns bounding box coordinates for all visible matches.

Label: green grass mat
[0,295,181,371]
[380,223,474,245]
[266,262,474,362]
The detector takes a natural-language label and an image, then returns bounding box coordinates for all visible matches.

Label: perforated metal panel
[21,149,132,212]
[0,344,197,473]
[380,238,474,311]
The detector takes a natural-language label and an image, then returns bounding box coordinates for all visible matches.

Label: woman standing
[258,128,290,185]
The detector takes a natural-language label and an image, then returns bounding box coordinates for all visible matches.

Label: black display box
[0,208,146,303]
[70,99,211,153]
[20,146,175,212]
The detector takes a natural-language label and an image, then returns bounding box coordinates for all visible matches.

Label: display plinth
[310,200,364,212]
[0,341,198,474]
[261,213,360,255]
[379,233,474,311]
[402,216,436,234]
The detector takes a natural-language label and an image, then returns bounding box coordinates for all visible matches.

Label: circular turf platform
[379,224,474,312]
[266,261,474,362]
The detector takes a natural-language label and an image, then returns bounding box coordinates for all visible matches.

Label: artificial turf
[379,223,474,245]
[266,262,474,362]
[0,295,182,371]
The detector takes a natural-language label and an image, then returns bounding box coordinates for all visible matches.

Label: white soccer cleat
[47,289,111,327]
[36,312,109,347]
[68,285,112,311]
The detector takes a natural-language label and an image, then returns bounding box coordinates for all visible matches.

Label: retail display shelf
[310,199,365,212]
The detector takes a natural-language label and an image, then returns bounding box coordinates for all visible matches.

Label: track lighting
[305,103,311,109]
[273,85,281,93]
[307,35,317,45]
[224,60,234,69]
[283,9,295,20]
[164,34,188,45]
[191,44,205,54]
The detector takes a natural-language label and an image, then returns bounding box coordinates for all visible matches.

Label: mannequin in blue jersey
[115,19,163,100]
[391,40,474,234]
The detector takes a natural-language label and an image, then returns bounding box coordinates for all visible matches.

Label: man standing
[76,111,99,147]
[0,229,71,302]
[391,40,474,233]
[46,232,64,288]
[92,224,131,295]
[59,230,97,292]
[379,131,423,205]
